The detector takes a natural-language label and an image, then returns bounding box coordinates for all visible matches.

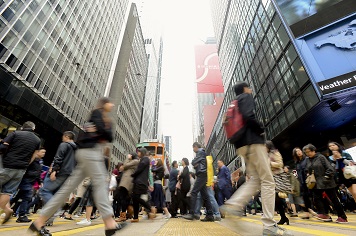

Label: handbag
[344,166,356,179]
[273,172,292,193]
[306,170,316,189]
[223,99,246,144]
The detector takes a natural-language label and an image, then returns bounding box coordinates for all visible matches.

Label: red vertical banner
[195,44,224,93]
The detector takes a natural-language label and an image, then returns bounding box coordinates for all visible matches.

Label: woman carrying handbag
[304,144,348,223]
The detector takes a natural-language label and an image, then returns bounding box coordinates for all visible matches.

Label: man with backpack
[40,131,77,226]
[221,82,293,236]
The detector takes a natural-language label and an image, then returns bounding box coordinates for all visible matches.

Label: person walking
[40,131,77,226]
[29,97,126,236]
[303,144,348,223]
[0,121,41,224]
[183,142,214,222]
[115,153,139,222]
[168,161,179,217]
[179,158,191,215]
[217,160,232,206]
[266,141,290,226]
[131,148,156,222]
[15,148,46,223]
[221,82,292,236]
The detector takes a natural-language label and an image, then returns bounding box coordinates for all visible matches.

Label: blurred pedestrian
[221,82,292,236]
[0,121,41,224]
[217,160,232,206]
[29,97,126,236]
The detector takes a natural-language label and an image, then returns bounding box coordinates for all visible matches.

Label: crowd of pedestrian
[1,82,355,236]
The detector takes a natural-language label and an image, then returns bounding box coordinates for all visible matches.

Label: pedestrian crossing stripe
[52,224,105,236]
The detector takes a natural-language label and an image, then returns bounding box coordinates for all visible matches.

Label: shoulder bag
[306,170,316,189]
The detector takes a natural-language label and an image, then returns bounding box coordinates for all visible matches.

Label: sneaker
[315,214,332,222]
[200,216,214,222]
[164,214,171,219]
[336,217,348,224]
[16,215,32,223]
[182,214,194,220]
[263,224,294,236]
[73,214,81,218]
[76,219,92,226]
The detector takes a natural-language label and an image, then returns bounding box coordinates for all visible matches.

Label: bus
[136,139,165,162]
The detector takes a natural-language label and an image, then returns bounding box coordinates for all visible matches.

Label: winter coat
[23,158,42,184]
[131,156,150,194]
[296,157,307,185]
[152,165,164,182]
[169,168,178,192]
[268,150,284,175]
[0,129,41,169]
[232,93,265,149]
[192,148,207,176]
[119,158,139,193]
[179,166,190,193]
[306,153,336,190]
[52,141,77,176]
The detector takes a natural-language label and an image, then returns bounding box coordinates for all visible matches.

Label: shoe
[149,207,157,219]
[214,216,222,221]
[263,224,294,236]
[64,216,74,220]
[336,217,348,224]
[164,213,171,219]
[290,214,298,217]
[200,216,214,222]
[308,209,318,217]
[16,215,32,223]
[131,218,139,223]
[315,214,332,222]
[182,214,194,220]
[76,219,92,226]
[300,216,310,220]
[105,222,127,236]
[193,214,201,220]
[116,212,126,222]
[277,217,289,225]
[2,210,13,224]
[28,223,52,236]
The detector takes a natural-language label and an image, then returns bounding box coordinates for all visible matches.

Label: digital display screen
[274,0,356,38]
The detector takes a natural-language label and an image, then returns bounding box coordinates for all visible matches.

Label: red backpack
[223,99,246,143]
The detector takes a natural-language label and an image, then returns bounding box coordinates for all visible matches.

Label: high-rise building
[208,0,356,166]
[0,0,149,165]
[108,3,148,163]
[164,135,172,156]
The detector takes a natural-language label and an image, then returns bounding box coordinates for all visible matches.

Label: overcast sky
[159,0,215,161]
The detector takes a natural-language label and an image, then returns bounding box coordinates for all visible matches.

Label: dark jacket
[217,165,232,190]
[179,166,191,193]
[306,153,336,190]
[77,109,113,148]
[23,158,42,184]
[152,165,164,182]
[232,93,264,149]
[52,141,77,176]
[296,156,307,185]
[131,156,150,194]
[169,167,178,192]
[192,148,207,176]
[0,129,41,169]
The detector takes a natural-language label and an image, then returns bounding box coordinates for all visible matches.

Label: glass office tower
[207,0,356,165]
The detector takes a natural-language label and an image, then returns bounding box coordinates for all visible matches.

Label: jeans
[17,178,34,217]
[226,144,276,228]
[40,173,70,204]
[40,145,114,219]
[195,187,221,217]
[218,186,232,206]
[190,174,213,216]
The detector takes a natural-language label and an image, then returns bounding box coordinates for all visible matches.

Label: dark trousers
[169,190,179,216]
[301,183,312,210]
[68,197,82,215]
[180,190,190,215]
[275,193,287,220]
[313,188,346,218]
[190,174,213,216]
[115,187,129,215]
[217,186,232,206]
[132,193,151,219]
[13,178,33,217]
